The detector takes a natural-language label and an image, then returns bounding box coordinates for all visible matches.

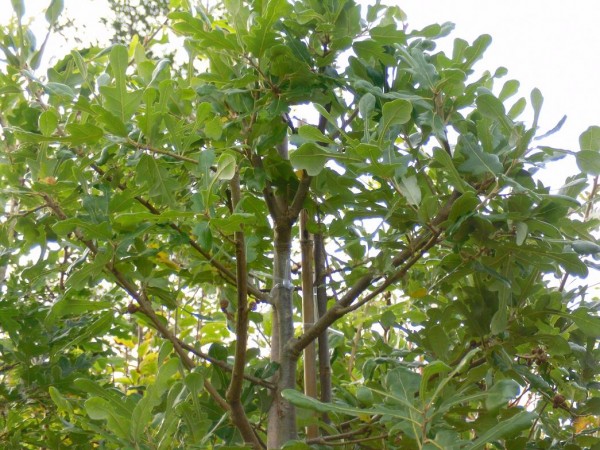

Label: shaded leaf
[466,411,536,450]
[458,134,503,176]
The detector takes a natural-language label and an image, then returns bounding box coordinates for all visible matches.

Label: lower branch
[289,191,462,357]
[314,232,332,421]
[300,210,318,439]
[226,172,262,449]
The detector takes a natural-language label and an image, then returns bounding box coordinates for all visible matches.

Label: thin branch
[127,138,198,164]
[226,171,262,449]
[329,108,359,141]
[289,173,312,220]
[178,341,274,389]
[252,153,283,221]
[39,192,231,412]
[314,231,332,419]
[300,210,318,439]
[289,190,461,357]
[78,152,268,302]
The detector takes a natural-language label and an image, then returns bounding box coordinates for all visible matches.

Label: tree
[100,0,170,45]
[1,0,600,448]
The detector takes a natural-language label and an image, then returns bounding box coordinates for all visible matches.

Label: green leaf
[71,50,87,80]
[45,0,63,25]
[576,150,600,175]
[579,126,600,152]
[572,240,600,255]
[149,58,170,86]
[290,143,330,176]
[353,40,395,66]
[74,379,133,417]
[297,125,332,144]
[11,0,24,18]
[243,0,290,57]
[369,24,406,45]
[48,297,112,321]
[54,312,113,355]
[45,82,76,99]
[571,309,600,338]
[84,397,131,439]
[65,123,104,145]
[385,366,421,406]
[99,45,143,122]
[485,380,520,410]
[457,134,503,176]
[432,148,473,193]
[215,153,236,181]
[508,97,526,119]
[466,411,536,450]
[498,79,520,101]
[420,360,451,399]
[38,109,58,136]
[397,46,438,90]
[204,116,223,140]
[463,34,492,69]
[359,93,376,140]
[380,99,412,138]
[281,441,311,450]
[515,222,528,246]
[131,359,180,442]
[136,154,178,207]
[85,397,111,420]
[531,88,543,129]
[52,218,112,241]
[49,386,73,415]
[193,222,212,249]
[281,389,420,423]
[397,176,421,206]
[92,105,128,136]
[476,93,512,134]
[211,213,256,234]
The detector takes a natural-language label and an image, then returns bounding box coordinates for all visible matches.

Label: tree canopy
[1,0,600,449]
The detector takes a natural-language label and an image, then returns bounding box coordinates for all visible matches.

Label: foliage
[1,0,600,448]
[100,0,170,45]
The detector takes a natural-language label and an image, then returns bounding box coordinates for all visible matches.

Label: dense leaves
[1,0,600,448]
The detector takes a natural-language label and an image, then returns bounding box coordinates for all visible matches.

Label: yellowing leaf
[154,251,181,271]
[409,288,428,298]
[574,415,599,433]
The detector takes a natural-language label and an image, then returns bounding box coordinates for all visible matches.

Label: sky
[1,0,600,187]
[400,0,600,187]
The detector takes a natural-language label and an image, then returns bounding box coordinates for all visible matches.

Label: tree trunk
[267,222,297,448]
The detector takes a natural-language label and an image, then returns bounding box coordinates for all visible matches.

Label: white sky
[400,0,600,187]
[2,0,600,187]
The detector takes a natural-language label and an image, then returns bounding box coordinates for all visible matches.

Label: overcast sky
[401,0,600,186]
[2,0,599,186]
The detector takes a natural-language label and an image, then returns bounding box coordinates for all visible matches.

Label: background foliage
[1,0,600,448]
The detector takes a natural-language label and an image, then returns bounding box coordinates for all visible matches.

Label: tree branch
[299,210,318,439]
[289,173,312,220]
[288,191,461,357]
[226,171,262,449]
[314,231,332,418]
[40,191,231,413]
[78,153,268,302]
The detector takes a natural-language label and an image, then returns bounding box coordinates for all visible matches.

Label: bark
[299,210,318,439]
[226,172,262,449]
[265,136,313,448]
[267,222,297,449]
[313,232,332,420]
